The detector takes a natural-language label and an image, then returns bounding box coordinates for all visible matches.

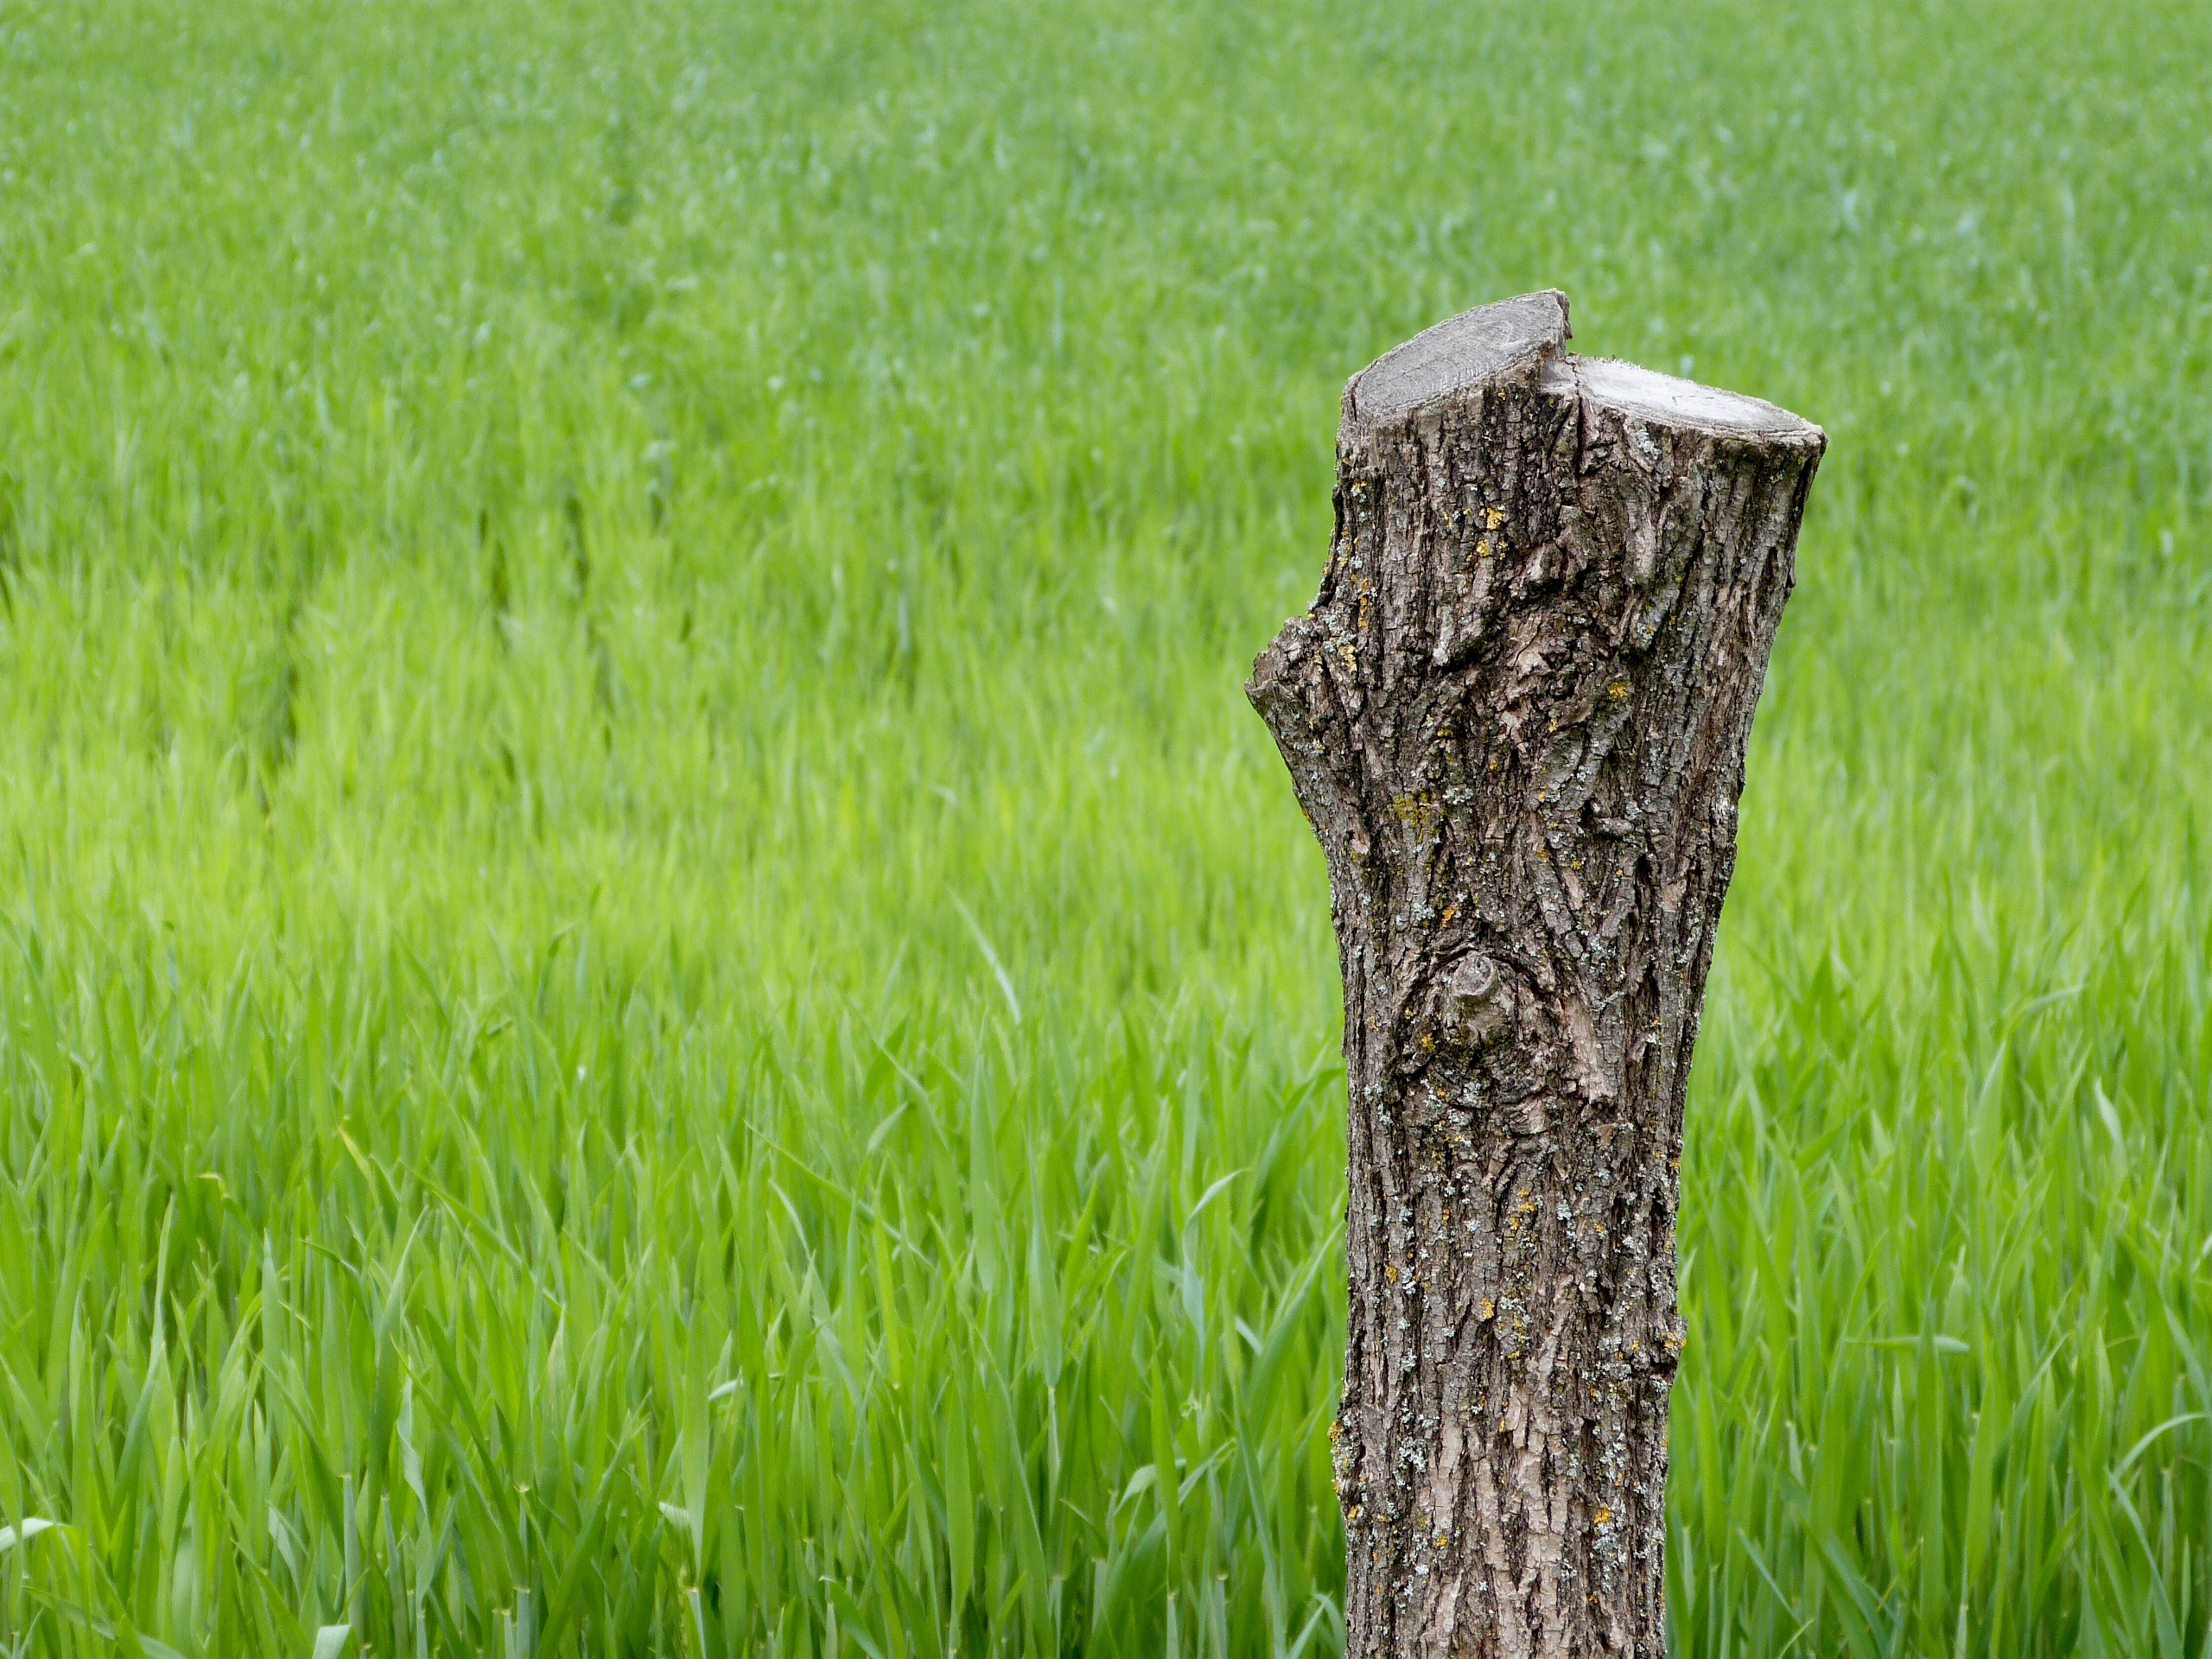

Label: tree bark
[1249,291,1823,1658]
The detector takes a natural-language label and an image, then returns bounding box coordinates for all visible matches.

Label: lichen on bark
[1249,291,1824,1658]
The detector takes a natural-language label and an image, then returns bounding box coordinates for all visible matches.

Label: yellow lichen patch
[1483,506,1507,530]
[1389,792,1441,835]
[1593,1506,1612,1526]
[1478,1298,1496,1320]
[1385,1262,1401,1283]
[1608,677,1631,700]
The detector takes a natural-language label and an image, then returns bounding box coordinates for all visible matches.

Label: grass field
[2,0,2209,1652]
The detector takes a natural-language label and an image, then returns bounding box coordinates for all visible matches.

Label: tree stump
[1249,291,1823,1658]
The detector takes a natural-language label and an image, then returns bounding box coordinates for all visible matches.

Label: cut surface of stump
[1249,290,1823,1658]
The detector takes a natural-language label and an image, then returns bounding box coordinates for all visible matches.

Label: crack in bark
[1249,291,1823,1659]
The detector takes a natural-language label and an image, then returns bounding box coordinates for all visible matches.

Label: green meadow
[1,0,2209,1651]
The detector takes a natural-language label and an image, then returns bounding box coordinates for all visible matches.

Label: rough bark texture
[1248,292,1823,1659]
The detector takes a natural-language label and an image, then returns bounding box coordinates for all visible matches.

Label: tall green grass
[0,0,2208,1651]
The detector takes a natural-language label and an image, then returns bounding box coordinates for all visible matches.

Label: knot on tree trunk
[1249,290,1823,1659]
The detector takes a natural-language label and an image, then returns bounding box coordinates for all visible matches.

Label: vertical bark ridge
[1249,292,1823,1659]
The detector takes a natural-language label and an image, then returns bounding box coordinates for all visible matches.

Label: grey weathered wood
[1249,292,1822,1658]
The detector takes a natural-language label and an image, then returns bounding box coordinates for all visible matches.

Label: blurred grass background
[1,0,2209,1652]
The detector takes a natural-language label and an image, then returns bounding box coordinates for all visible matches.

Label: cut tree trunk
[1249,291,1823,1659]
